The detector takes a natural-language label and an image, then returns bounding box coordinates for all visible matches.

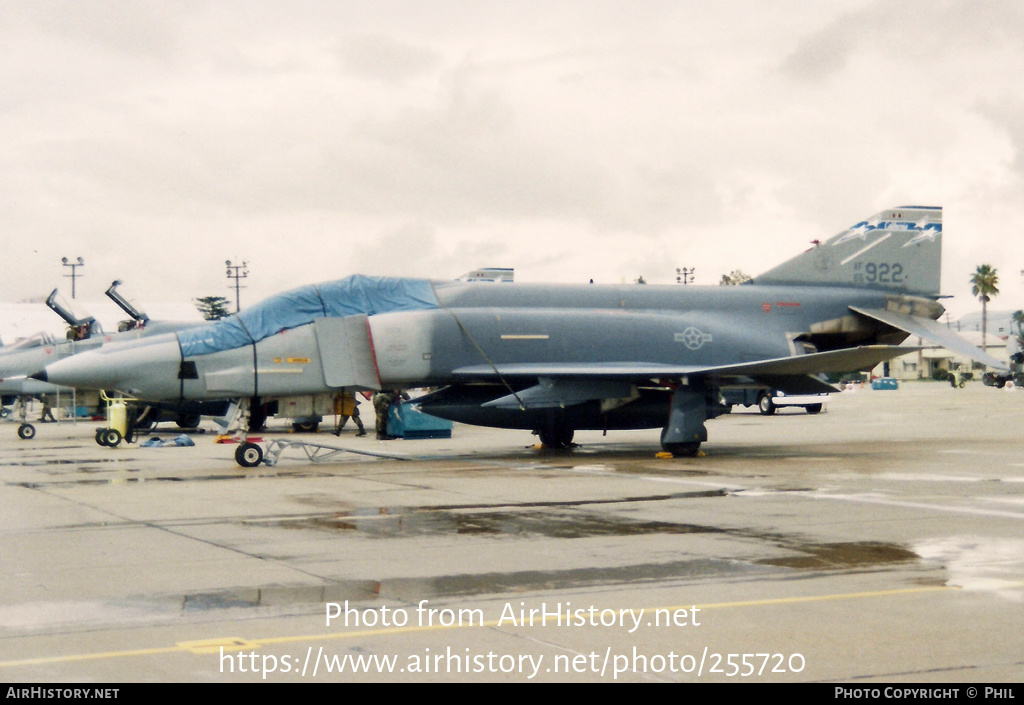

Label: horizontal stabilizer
[454,345,917,381]
[851,307,1008,371]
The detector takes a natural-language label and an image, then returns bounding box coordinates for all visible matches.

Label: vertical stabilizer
[754,206,942,296]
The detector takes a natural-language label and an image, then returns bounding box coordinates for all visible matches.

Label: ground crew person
[39,400,56,423]
[334,391,367,436]
[373,390,409,440]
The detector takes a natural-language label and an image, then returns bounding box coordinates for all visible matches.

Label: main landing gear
[657,387,712,457]
[536,426,575,450]
[235,442,264,468]
[219,397,268,468]
[528,386,719,457]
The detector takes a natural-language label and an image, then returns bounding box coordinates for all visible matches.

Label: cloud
[2,0,1024,313]
[337,34,442,84]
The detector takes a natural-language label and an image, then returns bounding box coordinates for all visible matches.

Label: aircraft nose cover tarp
[177,275,438,357]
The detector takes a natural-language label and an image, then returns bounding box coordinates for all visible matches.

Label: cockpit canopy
[6,331,57,351]
[177,275,439,357]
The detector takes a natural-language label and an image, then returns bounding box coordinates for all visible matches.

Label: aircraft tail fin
[754,206,942,297]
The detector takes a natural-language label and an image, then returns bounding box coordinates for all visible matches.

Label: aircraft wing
[850,307,1008,371]
[453,344,915,380]
[455,346,912,410]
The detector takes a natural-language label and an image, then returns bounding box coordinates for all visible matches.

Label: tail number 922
[853,262,904,284]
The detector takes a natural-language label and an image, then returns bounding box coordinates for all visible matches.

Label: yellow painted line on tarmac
[0,585,960,670]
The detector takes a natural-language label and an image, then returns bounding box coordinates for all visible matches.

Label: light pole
[676,267,695,285]
[62,257,85,299]
[226,260,249,312]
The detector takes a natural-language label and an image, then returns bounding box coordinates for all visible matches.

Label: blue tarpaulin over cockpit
[177,275,439,357]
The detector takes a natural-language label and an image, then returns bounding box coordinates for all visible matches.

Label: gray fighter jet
[1,283,217,440]
[37,206,1005,464]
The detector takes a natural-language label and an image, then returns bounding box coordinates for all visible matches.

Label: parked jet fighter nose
[40,334,185,400]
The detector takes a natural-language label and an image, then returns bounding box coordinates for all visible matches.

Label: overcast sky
[3,0,1024,322]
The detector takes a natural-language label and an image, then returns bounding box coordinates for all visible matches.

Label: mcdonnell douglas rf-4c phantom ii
[37,206,1005,466]
[1,282,224,441]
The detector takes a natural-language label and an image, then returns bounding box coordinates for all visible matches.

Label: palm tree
[970,264,999,352]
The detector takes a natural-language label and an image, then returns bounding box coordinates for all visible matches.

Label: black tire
[805,404,823,414]
[662,441,702,457]
[17,424,36,440]
[292,420,320,433]
[101,429,122,447]
[538,427,574,449]
[758,393,776,415]
[96,428,108,446]
[235,442,263,468]
[176,414,201,429]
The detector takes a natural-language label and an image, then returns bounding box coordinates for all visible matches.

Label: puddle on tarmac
[253,490,728,539]
[16,477,185,488]
[0,458,131,467]
[757,542,917,570]
[157,559,768,614]
[100,542,917,616]
[249,497,922,580]
[14,471,328,489]
[0,560,766,632]
[253,507,722,539]
[375,559,770,600]
[178,581,384,611]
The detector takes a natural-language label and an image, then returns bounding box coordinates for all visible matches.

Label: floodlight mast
[226,260,249,312]
[62,257,85,299]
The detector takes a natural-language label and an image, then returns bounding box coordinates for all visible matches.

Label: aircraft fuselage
[40,281,911,408]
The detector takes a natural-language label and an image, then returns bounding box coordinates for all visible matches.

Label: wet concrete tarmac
[0,383,1022,682]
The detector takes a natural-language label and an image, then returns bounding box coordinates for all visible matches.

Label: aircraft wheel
[805,404,823,414]
[17,423,36,440]
[235,442,264,468]
[538,427,574,449]
[176,414,201,429]
[758,393,776,415]
[662,441,702,457]
[292,420,320,433]
[101,429,122,447]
